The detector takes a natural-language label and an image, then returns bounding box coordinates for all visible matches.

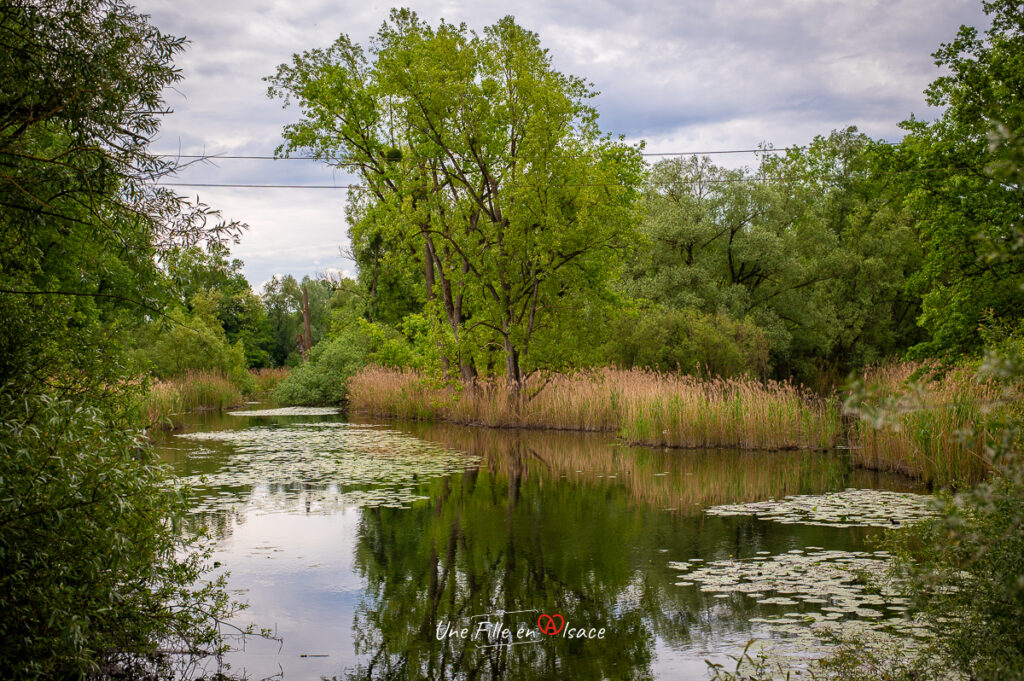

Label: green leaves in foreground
[0,392,241,679]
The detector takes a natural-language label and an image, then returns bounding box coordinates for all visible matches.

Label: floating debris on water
[704,488,936,527]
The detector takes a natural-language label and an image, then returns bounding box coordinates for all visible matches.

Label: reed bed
[143,370,244,429]
[251,366,289,396]
[348,366,841,450]
[848,363,1023,487]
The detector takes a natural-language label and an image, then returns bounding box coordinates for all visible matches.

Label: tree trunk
[301,284,312,359]
[502,333,523,409]
[424,240,451,376]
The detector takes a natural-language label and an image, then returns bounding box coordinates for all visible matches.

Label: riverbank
[847,363,1020,486]
[143,367,288,429]
[348,364,1020,487]
[349,366,841,450]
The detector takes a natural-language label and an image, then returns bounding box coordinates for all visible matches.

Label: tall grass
[251,367,289,396]
[848,363,1023,487]
[348,366,841,450]
[142,370,244,429]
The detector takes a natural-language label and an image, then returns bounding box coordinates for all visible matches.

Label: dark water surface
[157,407,925,681]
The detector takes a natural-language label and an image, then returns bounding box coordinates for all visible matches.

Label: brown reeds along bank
[348,366,841,451]
[848,363,1024,487]
[252,366,289,396]
[142,370,245,429]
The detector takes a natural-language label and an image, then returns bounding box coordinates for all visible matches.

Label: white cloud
[133,0,988,284]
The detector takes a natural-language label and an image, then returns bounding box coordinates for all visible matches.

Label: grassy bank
[848,363,1023,486]
[348,364,1021,486]
[348,366,841,450]
[141,368,289,429]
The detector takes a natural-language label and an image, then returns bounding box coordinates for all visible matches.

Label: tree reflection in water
[342,423,919,681]
[347,437,655,681]
[161,412,925,680]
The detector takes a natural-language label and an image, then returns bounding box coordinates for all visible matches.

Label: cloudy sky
[134,0,987,289]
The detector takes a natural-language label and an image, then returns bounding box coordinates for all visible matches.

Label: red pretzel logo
[537,613,565,636]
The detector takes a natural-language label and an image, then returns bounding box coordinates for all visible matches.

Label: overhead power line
[158,161,975,191]
[153,148,795,162]
[167,182,364,189]
[163,178,767,189]
[152,140,900,163]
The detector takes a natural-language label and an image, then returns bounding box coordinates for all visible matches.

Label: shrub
[138,308,254,393]
[273,315,436,406]
[606,305,770,378]
[0,391,240,679]
[273,332,369,405]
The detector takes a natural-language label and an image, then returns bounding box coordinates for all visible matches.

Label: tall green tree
[894,0,1024,358]
[267,10,645,399]
[0,1,244,677]
[347,192,425,326]
[259,274,336,366]
[627,130,922,381]
[158,243,270,367]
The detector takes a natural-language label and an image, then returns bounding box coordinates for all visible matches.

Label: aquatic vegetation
[348,366,840,450]
[672,548,934,676]
[704,489,936,528]
[176,423,478,513]
[227,406,340,416]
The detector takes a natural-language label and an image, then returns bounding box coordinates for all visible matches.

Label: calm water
[157,407,926,681]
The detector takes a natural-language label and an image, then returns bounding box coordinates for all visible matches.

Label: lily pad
[705,489,936,528]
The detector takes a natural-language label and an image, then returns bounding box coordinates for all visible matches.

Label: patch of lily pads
[671,547,938,677]
[704,488,936,527]
[226,406,341,417]
[175,423,478,513]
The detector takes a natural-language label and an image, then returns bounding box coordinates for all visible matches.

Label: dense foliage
[261,4,1019,395]
[0,0,244,677]
[894,0,1024,359]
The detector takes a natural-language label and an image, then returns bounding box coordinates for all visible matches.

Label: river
[157,406,930,681]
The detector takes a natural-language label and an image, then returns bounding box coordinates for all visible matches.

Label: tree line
[263,1,1023,404]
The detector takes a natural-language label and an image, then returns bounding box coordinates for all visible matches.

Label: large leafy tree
[267,10,645,399]
[626,129,921,380]
[894,0,1024,358]
[156,243,271,367]
[0,1,243,677]
[346,192,425,327]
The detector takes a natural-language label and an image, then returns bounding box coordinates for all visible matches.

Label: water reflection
[157,410,924,680]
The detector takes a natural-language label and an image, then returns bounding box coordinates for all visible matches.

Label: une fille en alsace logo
[436,610,607,648]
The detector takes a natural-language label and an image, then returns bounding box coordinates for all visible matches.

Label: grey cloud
[133,0,988,284]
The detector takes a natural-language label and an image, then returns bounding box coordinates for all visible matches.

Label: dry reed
[348,366,841,451]
[251,367,289,396]
[143,370,244,429]
[848,363,1023,487]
